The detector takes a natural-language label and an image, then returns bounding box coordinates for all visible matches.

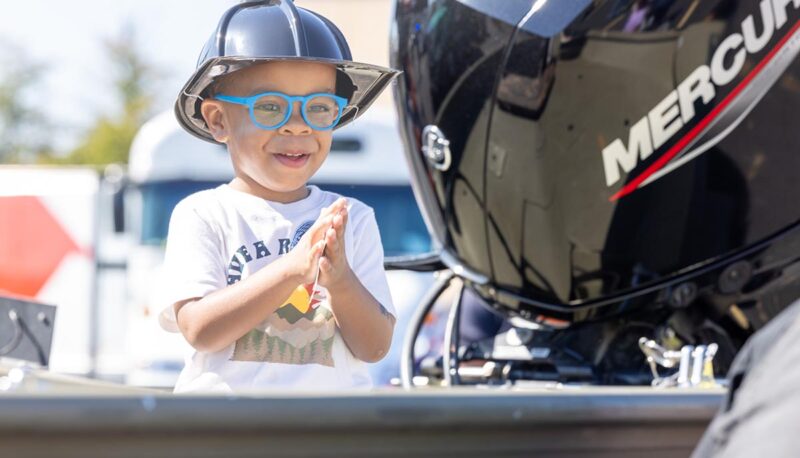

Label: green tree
[0,41,51,163]
[49,25,157,166]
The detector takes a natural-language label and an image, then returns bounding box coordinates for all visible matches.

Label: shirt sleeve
[158,199,227,333]
[350,207,397,319]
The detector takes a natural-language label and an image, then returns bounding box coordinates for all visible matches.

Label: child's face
[201,61,337,202]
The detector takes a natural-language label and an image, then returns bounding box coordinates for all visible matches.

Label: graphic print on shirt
[228,220,337,366]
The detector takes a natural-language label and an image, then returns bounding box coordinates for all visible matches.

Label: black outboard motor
[391,0,800,385]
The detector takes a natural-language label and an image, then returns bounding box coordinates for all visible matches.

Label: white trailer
[0,166,131,377]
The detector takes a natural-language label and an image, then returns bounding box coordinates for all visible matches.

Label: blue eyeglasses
[215,92,348,131]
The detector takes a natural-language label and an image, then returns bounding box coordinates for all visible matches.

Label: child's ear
[200,99,229,143]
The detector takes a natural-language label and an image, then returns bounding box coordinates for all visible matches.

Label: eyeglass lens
[252,94,339,129]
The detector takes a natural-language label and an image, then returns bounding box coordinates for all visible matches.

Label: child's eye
[307,104,333,113]
[255,103,282,113]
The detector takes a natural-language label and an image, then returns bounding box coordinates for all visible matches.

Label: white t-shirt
[158,184,395,393]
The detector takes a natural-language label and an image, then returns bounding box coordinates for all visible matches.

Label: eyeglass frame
[214,91,349,131]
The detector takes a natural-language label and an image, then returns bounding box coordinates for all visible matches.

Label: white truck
[123,108,434,387]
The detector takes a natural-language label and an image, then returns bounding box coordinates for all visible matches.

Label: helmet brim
[175,56,401,144]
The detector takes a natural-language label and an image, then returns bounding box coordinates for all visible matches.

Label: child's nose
[279,101,312,135]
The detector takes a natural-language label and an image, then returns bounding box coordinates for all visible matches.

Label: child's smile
[267,134,322,171]
[275,153,310,168]
[273,151,311,168]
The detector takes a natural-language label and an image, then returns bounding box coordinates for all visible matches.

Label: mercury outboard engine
[390,0,800,385]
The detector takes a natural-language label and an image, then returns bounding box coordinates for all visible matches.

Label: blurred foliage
[40,25,157,167]
[0,42,52,163]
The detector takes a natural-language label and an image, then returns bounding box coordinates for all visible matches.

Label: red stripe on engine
[610,18,800,202]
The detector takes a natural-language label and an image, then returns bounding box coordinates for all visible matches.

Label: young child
[159,0,400,393]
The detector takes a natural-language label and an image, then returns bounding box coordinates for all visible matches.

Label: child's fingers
[311,239,326,263]
[319,200,346,226]
[310,214,329,232]
[306,200,347,250]
[331,198,347,215]
[327,227,348,263]
[319,256,331,273]
[321,199,347,229]
[333,208,347,243]
[341,206,348,226]
[325,227,338,251]
[309,215,333,239]
[331,206,347,229]
[332,211,344,229]
[324,199,344,214]
[327,199,344,212]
